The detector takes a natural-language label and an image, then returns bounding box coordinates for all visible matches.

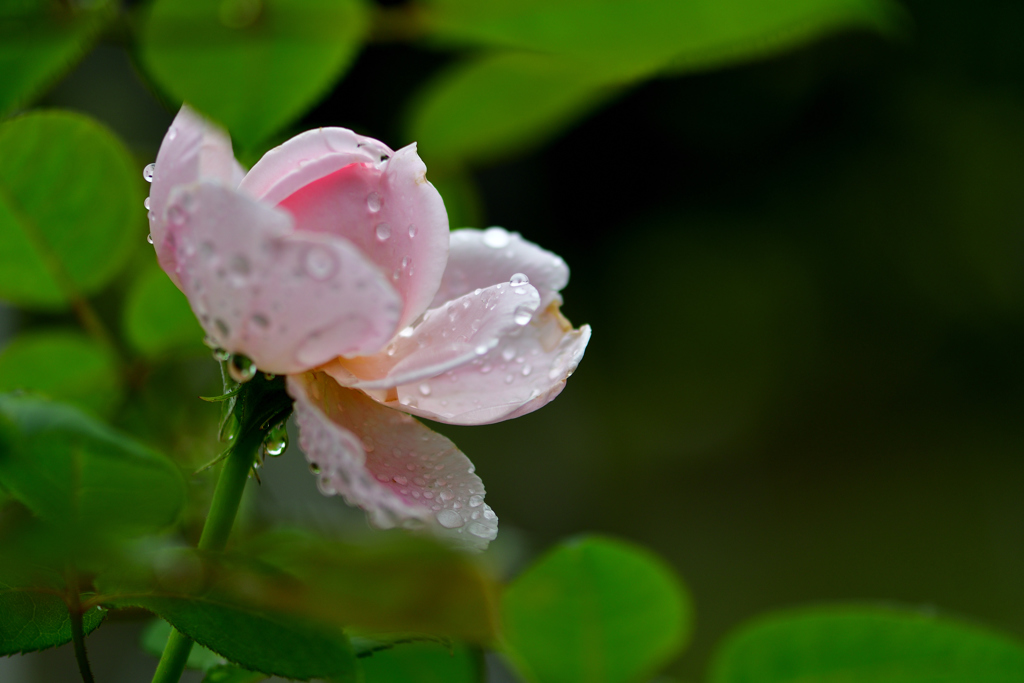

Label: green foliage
[0,585,104,655]
[142,617,225,671]
[138,0,370,149]
[202,665,267,683]
[123,265,206,358]
[359,641,484,683]
[501,535,692,683]
[0,0,115,116]
[0,330,122,417]
[0,110,141,308]
[408,52,621,169]
[0,393,186,537]
[110,593,356,681]
[709,605,1024,683]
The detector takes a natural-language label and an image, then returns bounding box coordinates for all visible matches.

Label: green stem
[150,428,263,683]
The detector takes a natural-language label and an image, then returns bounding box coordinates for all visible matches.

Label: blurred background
[2,0,1024,680]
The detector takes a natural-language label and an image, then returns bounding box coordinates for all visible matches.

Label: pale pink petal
[287,372,498,551]
[275,143,449,330]
[322,282,542,392]
[148,105,238,289]
[430,227,570,310]
[238,127,392,204]
[167,182,402,374]
[391,306,590,426]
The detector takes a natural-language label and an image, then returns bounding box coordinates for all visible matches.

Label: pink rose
[146,106,590,549]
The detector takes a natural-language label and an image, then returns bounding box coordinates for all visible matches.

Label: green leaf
[202,665,267,683]
[108,594,357,681]
[138,0,370,149]
[0,585,104,655]
[501,535,692,683]
[0,0,115,116]
[123,265,206,358]
[709,605,1024,683]
[407,52,621,169]
[0,330,122,417]
[141,617,225,671]
[0,393,186,537]
[421,0,906,77]
[0,110,141,309]
[360,641,484,683]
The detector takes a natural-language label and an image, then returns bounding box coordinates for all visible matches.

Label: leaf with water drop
[0,111,141,309]
[709,604,1024,683]
[0,584,105,656]
[138,0,370,149]
[123,264,207,358]
[501,535,691,683]
[0,393,186,539]
[0,330,122,418]
[0,0,116,116]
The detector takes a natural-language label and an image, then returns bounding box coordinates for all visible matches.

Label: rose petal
[323,282,542,392]
[391,305,590,426]
[275,143,449,329]
[288,372,498,551]
[430,227,570,310]
[238,126,393,205]
[148,105,238,289]
[168,182,402,374]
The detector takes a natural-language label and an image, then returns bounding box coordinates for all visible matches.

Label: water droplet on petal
[505,374,514,384]
[510,272,529,286]
[144,197,151,210]
[228,353,257,383]
[211,347,231,362]
[482,226,510,248]
[501,346,516,362]
[408,224,417,238]
[419,383,432,396]
[475,343,489,356]
[468,522,497,540]
[398,326,415,338]
[401,256,411,270]
[469,494,483,507]
[436,509,464,528]
[143,163,155,182]
[367,192,382,212]
[513,305,533,326]
[263,422,288,456]
[521,364,532,376]
[309,462,321,474]
[146,233,154,244]
[375,223,391,241]
[167,127,177,141]
[305,245,337,280]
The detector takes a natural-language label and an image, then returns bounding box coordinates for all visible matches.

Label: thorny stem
[150,427,264,683]
[66,568,95,683]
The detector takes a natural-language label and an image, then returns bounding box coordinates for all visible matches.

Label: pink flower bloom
[146,106,590,550]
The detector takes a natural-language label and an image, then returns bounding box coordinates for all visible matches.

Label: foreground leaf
[501,535,691,683]
[123,264,206,358]
[141,617,225,671]
[422,0,905,76]
[407,52,621,169]
[0,585,103,655]
[0,0,115,116]
[202,665,267,683]
[0,110,142,308]
[138,0,369,149]
[0,394,186,537]
[709,605,1024,683]
[0,330,121,417]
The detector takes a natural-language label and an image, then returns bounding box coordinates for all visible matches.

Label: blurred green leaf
[0,0,115,116]
[0,585,104,655]
[0,110,141,308]
[360,641,484,683]
[239,529,499,642]
[123,264,206,358]
[501,535,691,683]
[202,665,267,683]
[141,617,225,671]
[709,605,1024,683]
[0,393,186,537]
[138,0,370,149]
[407,52,621,169]
[0,330,122,417]
[108,593,357,681]
[421,0,905,76]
